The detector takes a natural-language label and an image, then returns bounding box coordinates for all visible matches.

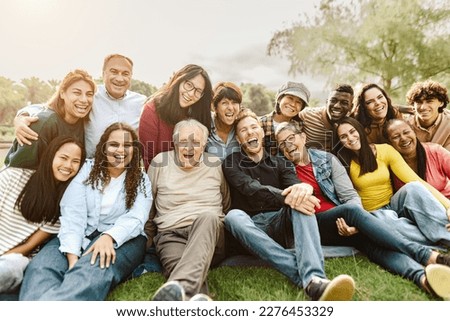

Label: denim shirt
[206,115,240,161]
[58,159,152,256]
[308,148,362,207]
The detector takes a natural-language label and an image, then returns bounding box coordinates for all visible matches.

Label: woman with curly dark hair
[351,83,403,144]
[139,64,213,169]
[20,122,152,301]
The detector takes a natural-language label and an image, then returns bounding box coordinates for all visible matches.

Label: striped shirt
[299,106,337,152]
[0,167,60,255]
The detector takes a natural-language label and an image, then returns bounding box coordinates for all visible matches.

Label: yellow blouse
[349,144,450,211]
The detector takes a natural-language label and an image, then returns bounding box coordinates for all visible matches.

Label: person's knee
[403,181,426,195]
[194,213,222,230]
[224,209,248,227]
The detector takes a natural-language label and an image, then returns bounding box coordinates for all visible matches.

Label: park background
[0,0,449,302]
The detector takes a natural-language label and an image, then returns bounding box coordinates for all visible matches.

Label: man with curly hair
[405,80,450,151]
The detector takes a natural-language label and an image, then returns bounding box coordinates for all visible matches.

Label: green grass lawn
[107,254,434,301]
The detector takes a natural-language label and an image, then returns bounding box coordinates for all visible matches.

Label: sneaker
[436,254,450,267]
[152,281,185,301]
[190,293,213,301]
[424,264,450,300]
[305,275,355,301]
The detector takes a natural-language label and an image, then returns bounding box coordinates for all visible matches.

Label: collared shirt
[85,85,146,158]
[58,159,152,256]
[222,150,299,216]
[206,114,240,161]
[406,109,450,151]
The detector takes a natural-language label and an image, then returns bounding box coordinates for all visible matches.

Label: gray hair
[173,118,209,144]
[275,121,304,140]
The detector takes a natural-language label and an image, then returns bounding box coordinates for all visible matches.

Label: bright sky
[0,0,324,92]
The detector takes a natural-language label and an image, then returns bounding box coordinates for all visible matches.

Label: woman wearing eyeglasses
[275,121,450,299]
[139,64,213,170]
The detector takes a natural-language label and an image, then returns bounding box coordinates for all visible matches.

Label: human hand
[14,115,39,146]
[291,195,321,215]
[336,218,359,236]
[282,183,315,210]
[83,234,116,269]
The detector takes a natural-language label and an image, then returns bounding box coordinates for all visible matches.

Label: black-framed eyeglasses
[278,133,296,150]
[182,80,204,99]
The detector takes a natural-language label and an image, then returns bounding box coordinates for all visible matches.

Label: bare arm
[5,229,52,256]
[66,253,79,270]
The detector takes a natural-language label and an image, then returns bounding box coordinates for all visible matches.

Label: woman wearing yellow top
[332,117,450,248]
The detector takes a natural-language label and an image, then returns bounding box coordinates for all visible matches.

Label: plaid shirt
[259,111,279,156]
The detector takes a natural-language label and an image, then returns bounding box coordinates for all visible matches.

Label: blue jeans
[131,245,163,278]
[372,182,450,247]
[224,207,325,288]
[315,203,429,287]
[19,234,146,301]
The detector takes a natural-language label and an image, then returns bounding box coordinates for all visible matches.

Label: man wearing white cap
[260,81,310,155]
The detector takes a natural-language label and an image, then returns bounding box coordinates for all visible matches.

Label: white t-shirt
[100,171,126,216]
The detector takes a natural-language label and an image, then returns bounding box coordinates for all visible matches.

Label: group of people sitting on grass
[1,53,449,302]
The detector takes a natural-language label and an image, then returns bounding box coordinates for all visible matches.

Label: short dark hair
[212,82,243,108]
[334,84,354,96]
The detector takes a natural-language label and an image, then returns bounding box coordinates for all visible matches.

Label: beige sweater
[145,150,230,242]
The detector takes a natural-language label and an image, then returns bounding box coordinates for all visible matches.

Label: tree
[47,79,60,93]
[0,76,26,125]
[130,79,158,97]
[268,0,450,100]
[20,77,53,104]
[240,83,275,116]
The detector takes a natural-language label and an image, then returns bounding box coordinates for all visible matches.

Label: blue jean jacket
[308,148,362,207]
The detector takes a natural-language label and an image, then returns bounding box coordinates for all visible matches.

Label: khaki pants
[154,213,225,298]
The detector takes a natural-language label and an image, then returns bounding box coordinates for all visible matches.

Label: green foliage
[240,83,276,116]
[0,126,14,141]
[268,0,450,101]
[107,255,434,301]
[21,77,53,104]
[0,76,26,125]
[130,79,158,98]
